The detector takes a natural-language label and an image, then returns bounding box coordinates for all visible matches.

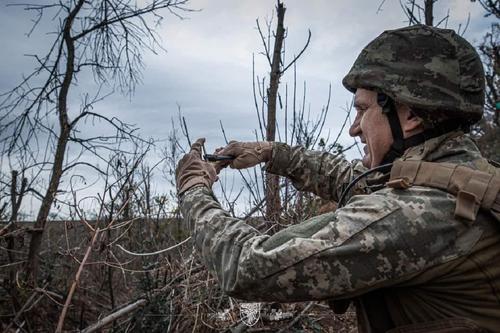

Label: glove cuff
[257,141,273,162]
[178,177,210,196]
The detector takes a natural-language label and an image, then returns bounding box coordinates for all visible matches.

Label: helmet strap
[377,93,462,164]
[378,94,406,164]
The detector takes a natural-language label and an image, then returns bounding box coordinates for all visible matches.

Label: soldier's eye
[356,108,366,115]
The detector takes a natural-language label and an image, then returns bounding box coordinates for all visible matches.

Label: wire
[338,163,393,208]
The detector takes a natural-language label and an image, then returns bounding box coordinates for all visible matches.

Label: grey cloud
[0,0,496,217]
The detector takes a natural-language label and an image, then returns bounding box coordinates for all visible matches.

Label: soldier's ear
[398,105,424,136]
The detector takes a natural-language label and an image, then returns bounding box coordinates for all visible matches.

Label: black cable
[338,163,393,208]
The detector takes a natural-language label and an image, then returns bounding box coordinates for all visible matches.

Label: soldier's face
[349,89,393,168]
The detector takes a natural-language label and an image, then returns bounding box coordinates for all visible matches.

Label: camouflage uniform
[178,25,499,332]
[180,132,500,332]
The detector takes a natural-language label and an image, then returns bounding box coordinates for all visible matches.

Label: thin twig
[116,236,191,256]
[55,228,101,333]
[376,0,387,14]
[281,29,311,74]
[191,304,200,333]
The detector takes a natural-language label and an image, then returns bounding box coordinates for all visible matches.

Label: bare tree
[225,1,355,226]
[0,0,191,285]
[265,2,286,222]
[254,1,311,221]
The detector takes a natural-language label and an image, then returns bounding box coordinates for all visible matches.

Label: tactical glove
[176,138,219,195]
[216,141,273,169]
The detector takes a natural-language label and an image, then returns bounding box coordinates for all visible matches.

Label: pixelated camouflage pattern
[265,143,370,201]
[342,25,485,125]
[179,132,500,332]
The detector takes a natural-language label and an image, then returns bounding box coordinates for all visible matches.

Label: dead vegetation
[0,216,358,332]
[0,1,498,332]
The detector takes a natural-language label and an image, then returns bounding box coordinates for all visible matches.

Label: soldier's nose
[349,122,361,137]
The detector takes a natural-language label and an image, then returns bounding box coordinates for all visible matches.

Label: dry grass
[0,218,358,332]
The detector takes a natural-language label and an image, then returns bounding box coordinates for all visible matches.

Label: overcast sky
[0,0,496,217]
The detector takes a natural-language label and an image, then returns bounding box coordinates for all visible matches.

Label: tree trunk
[265,1,285,222]
[6,170,27,320]
[25,0,84,286]
[424,0,434,26]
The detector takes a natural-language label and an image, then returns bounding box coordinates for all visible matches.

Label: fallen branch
[80,299,147,333]
[276,301,314,333]
[80,264,204,332]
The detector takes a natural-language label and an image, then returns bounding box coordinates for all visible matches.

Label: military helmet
[343,24,485,125]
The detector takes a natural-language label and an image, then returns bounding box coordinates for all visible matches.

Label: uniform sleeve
[180,186,482,302]
[265,143,368,201]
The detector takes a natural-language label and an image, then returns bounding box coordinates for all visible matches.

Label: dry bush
[0,215,357,332]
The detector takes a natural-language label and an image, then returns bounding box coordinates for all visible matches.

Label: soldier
[176,25,500,332]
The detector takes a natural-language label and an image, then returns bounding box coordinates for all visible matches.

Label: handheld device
[204,154,235,162]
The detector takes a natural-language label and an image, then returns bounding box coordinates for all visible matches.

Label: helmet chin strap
[377,94,405,165]
[377,93,461,165]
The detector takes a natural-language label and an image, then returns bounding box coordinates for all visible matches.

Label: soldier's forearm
[265,143,365,201]
[179,186,263,293]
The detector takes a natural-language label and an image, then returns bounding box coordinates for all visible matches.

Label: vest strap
[388,160,500,222]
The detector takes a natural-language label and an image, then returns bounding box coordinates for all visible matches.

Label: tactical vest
[387,160,500,224]
[332,159,500,333]
[368,159,499,333]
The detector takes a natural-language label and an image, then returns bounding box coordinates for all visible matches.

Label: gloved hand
[216,141,273,169]
[176,138,220,195]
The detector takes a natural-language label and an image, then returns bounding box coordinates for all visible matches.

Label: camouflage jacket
[180,132,500,332]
